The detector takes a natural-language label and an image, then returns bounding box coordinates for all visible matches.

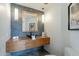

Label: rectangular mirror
[11,3,44,37]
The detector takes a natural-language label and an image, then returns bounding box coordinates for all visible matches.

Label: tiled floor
[38,48,50,56]
[6,47,49,56]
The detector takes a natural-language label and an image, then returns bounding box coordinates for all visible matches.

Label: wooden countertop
[6,36,50,52]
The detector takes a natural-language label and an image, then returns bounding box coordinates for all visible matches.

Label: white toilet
[64,47,79,56]
[45,47,79,56]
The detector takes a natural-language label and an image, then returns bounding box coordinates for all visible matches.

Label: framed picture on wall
[22,10,38,32]
[29,23,36,32]
[68,3,79,30]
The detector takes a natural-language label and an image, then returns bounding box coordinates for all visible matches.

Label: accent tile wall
[11,3,44,37]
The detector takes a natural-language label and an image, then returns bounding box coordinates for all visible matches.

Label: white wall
[61,4,71,55]
[0,4,10,56]
[60,3,79,55]
[44,3,70,56]
[44,4,64,56]
[61,4,70,47]
[44,3,79,56]
[69,28,79,52]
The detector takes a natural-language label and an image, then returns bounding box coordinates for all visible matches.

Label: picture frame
[22,10,38,32]
[29,23,36,32]
[68,3,79,30]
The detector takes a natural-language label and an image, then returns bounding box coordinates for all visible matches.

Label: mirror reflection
[22,11,38,32]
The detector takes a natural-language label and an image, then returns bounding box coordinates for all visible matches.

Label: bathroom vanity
[7,4,49,55]
[6,36,50,53]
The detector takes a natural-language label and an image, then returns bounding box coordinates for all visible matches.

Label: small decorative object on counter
[12,36,19,41]
[31,35,36,40]
[42,32,46,37]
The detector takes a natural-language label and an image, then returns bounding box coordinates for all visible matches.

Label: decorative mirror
[22,11,38,32]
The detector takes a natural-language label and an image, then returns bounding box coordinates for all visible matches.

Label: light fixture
[42,8,44,10]
[44,3,48,5]
[42,15,45,23]
[14,8,18,20]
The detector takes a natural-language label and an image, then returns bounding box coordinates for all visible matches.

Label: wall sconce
[14,8,18,20]
[42,14,45,23]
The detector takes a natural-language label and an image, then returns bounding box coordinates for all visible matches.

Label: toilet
[64,47,79,56]
[45,47,79,56]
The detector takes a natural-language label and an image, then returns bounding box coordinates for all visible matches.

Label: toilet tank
[64,47,79,56]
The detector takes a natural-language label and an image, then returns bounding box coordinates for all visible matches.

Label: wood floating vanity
[6,36,50,52]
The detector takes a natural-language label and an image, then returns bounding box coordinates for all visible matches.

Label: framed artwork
[68,3,79,30]
[29,23,36,32]
[22,10,38,32]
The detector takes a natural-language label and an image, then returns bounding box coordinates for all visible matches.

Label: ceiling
[17,3,48,11]
[16,3,69,12]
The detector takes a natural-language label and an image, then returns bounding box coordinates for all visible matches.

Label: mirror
[22,11,38,32]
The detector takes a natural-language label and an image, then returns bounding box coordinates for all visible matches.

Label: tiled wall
[11,3,44,37]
